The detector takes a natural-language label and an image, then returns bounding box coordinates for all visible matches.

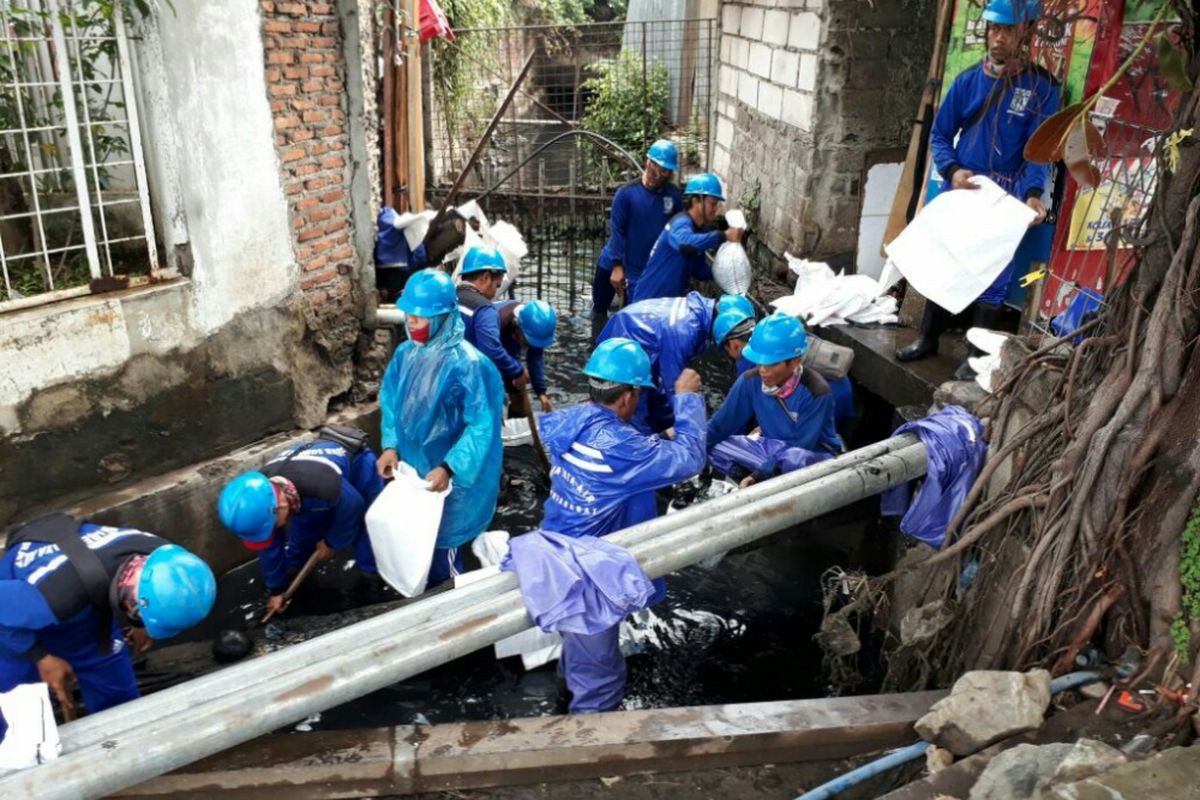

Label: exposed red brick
[320,189,344,203]
[260,1,274,12]
[311,3,333,13]
[301,79,323,93]
[320,155,344,169]
[301,269,338,289]
[274,115,300,130]
[304,256,329,272]
[311,37,336,48]
[263,19,291,33]
[301,110,327,124]
[321,22,339,35]
[264,68,282,82]
[297,228,326,243]
[290,129,315,143]
[308,207,334,223]
[277,2,306,15]
[291,97,316,111]
[283,66,308,80]
[329,245,354,260]
[293,163,320,177]
[319,124,342,138]
[317,95,340,107]
[295,196,320,210]
[281,148,306,162]
[299,52,326,65]
[296,21,321,33]
[311,66,335,77]
[269,83,296,97]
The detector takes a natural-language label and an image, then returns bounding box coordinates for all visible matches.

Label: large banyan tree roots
[843,85,1200,693]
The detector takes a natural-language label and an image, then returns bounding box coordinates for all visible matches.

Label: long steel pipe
[12,441,927,799]
[62,434,920,750]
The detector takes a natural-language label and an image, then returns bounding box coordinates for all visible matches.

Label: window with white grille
[0,0,157,312]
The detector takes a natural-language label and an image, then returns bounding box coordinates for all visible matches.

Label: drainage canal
[143,307,899,730]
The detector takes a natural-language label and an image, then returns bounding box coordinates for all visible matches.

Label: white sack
[713,242,752,294]
[884,177,1037,314]
[365,462,449,597]
[0,683,59,772]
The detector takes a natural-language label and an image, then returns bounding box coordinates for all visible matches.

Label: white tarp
[770,254,899,327]
[883,177,1037,314]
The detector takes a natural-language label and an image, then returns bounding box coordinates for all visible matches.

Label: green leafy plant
[580,49,669,182]
[1172,493,1200,663]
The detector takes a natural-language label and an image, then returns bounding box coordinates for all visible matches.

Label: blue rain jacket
[597,291,715,433]
[707,369,843,456]
[632,213,722,303]
[597,179,684,292]
[256,442,384,592]
[709,435,833,479]
[379,311,505,548]
[540,393,707,541]
[502,530,653,715]
[931,63,1061,304]
[376,207,427,267]
[0,523,156,724]
[880,405,987,548]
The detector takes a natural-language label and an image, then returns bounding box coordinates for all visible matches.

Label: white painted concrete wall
[0,1,298,434]
[856,161,903,279]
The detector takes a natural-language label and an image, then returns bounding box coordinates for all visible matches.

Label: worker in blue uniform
[897,0,1059,373]
[493,298,559,414]
[219,429,386,615]
[597,291,755,434]
[0,514,215,733]
[540,338,707,712]
[716,293,758,375]
[594,139,684,318]
[708,313,843,486]
[375,206,429,303]
[632,173,745,303]
[378,268,505,585]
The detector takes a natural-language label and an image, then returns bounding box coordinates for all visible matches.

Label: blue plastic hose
[793,671,1102,800]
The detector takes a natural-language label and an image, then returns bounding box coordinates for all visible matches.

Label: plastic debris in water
[412,712,431,726]
[264,620,288,640]
[294,713,321,732]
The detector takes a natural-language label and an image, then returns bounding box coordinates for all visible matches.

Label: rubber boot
[896,301,949,362]
[954,302,1005,380]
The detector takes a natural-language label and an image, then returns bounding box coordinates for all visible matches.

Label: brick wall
[714,0,933,273]
[260,0,358,358]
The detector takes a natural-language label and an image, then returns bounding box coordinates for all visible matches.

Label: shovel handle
[260,548,324,624]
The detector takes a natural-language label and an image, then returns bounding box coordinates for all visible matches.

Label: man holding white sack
[896,0,1059,369]
[377,269,505,586]
[538,338,707,712]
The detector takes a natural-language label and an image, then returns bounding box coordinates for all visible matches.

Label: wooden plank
[116,692,945,799]
[405,0,425,212]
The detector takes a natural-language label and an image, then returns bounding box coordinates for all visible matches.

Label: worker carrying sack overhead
[538,338,706,713]
[597,290,756,434]
[707,313,843,486]
[378,268,505,586]
[895,0,1059,379]
[219,428,388,615]
[594,139,685,317]
[0,515,215,736]
[633,173,745,303]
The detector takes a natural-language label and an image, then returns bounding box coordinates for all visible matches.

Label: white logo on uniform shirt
[663,196,673,214]
[1009,88,1032,115]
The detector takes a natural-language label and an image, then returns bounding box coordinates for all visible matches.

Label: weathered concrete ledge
[819,323,965,409]
[115,691,946,799]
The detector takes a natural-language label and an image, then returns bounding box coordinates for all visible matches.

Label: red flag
[419,0,454,43]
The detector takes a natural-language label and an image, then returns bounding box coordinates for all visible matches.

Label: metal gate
[426,18,717,315]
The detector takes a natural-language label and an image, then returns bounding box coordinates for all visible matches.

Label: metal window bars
[426,19,717,315]
[0,0,158,311]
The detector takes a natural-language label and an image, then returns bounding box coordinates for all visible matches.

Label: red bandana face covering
[408,322,430,343]
[761,366,803,400]
[116,555,147,620]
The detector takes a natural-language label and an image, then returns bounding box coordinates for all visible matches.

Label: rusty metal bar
[21,438,927,800]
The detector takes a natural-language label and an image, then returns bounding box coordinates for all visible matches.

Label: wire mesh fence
[427,18,717,315]
[0,0,157,309]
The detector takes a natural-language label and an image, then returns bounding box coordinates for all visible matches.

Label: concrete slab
[1046,745,1200,800]
[116,692,946,799]
[818,323,966,410]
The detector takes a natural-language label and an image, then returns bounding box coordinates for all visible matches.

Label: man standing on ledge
[897,0,1058,374]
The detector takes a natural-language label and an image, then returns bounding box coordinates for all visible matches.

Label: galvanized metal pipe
[62,434,919,750]
[19,441,927,799]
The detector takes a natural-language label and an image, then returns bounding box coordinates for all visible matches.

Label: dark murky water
[147,305,891,731]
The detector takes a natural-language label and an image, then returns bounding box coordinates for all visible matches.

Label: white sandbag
[713,241,752,294]
[501,417,532,447]
[0,683,59,771]
[494,626,563,670]
[472,529,511,567]
[884,176,1037,314]
[365,462,449,598]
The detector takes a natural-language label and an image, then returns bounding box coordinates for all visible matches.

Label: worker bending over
[540,338,706,712]
[632,173,744,303]
[219,429,385,614]
[597,290,755,433]
[379,268,505,585]
[0,514,214,733]
[594,139,684,316]
[707,313,843,486]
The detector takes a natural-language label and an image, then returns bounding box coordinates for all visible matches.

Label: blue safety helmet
[716,293,755,319]
[713,308,755,345]
[460,246,508,276]
[136,545,217,640]
[742,312,809,365]
[397,268,457,317]
[982,0,1041,25]
[683,173,725,202]
[517,300,557,349]
[218,471,278,544]
[583,337,655,389]
[646,139,679,172]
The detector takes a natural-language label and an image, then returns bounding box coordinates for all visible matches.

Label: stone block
[719,64,738,97]
[788,11,822,50]
[713,145,731,179]
[716,116,735,149]
[732,37,751,72]
[798,53,818,91]
[748,42,773,79]
[757,81,784,120]
[915,670,1052,756]
[971,740,1127,800]
[771,50,799,87]
[720,33,733,63]
[782,89,813,130]
[722,3,741,33]
[741,7,764,40]
[738,72,760,107]
[1046,745,1200,800]
[763,9,790,45]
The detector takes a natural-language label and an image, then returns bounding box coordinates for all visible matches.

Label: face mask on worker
[406,314,445,345]
[114,554,148,627]
[761,364,803,398]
